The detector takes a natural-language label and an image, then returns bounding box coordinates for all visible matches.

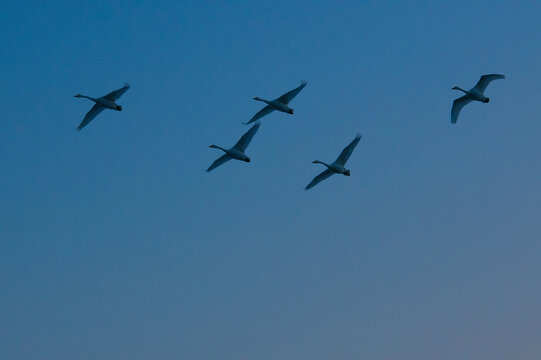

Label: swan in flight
[74,83,130,130]
[305,133,362,191]
[206,122,261,172]
[245,81,307,124]
[451,74,505,124]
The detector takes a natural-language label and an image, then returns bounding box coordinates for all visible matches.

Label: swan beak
[245,158,251,162]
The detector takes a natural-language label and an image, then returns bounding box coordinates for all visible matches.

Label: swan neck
[315,160,330,168]
[254,97,269,104]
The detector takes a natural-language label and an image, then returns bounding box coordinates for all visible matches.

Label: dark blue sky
[2,1,541,359]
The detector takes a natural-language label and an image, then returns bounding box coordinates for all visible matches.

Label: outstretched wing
[335,133,362,166]
[473,74,505,93]
[305,169,334,191]
[275,80,307,104]
[77,104,105,130]
[451,95,472,124]
[246,105,274,124]
[104,83,130,101]
[206,154,233,172]
[234,122,261,152]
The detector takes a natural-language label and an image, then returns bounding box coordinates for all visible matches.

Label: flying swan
[451,74,505,124]
[305,133,362,191]
[74,83,130,130]
[206,122,261,172]
[245,81,307,124]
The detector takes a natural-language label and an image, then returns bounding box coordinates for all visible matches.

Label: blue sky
[1,1,541,359]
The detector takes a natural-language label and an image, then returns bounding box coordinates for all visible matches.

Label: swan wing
[206,154,233,172]
[473,74,505,93]
[275,80,307,104]
[335,133,362,166]
[104,83,130,101]
[77,104,105,130]
[246,105,274,124]
[234,122,261,152]
[451,95,472,124]
[305,169,334,191]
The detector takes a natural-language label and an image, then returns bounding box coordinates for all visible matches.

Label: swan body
[246,81,307,124]
[305,133,361,190]
[74,83,130,130]
[207,122,261,172]
[312,161,349,175]
[75,95,121,110]
[451,74,505,124]
[209,146,250,162]
[253,97,293,114]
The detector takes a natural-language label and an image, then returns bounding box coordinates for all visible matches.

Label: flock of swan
[74,74,505,190]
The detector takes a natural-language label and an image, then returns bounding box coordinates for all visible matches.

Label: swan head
[287,109,294,114]
[451,86,460,90]
[344,169,351,176]
[115,105,123,111]
[244,157,251,163]
[483,97,490,103]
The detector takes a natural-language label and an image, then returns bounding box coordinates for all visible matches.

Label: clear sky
[1,1,541,359]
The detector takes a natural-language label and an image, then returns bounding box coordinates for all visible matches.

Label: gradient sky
[2,1,541,359]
